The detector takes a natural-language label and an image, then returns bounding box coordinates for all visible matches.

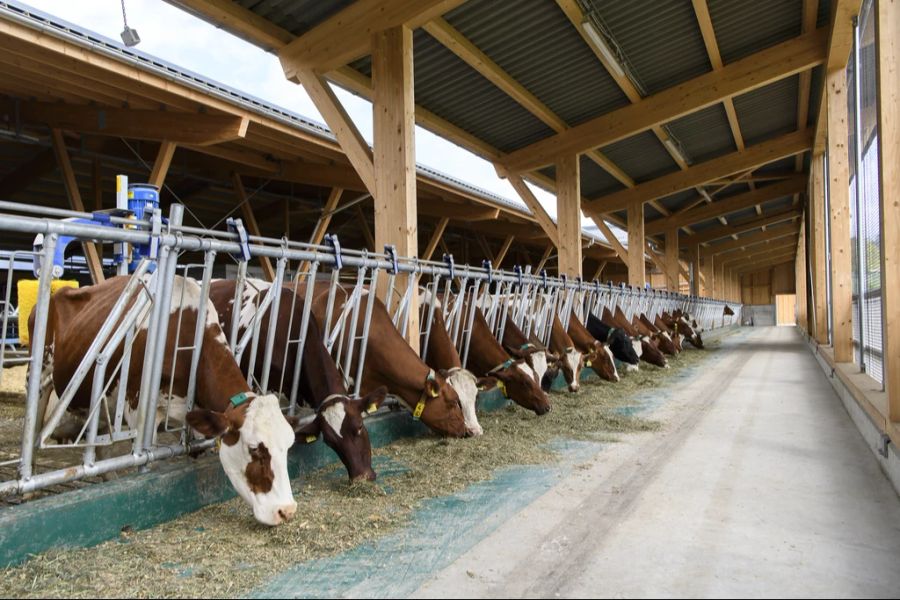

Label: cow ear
[425,376,441,398]
[476,376,498,391]
[291,416,320,442]
[359,386,388,414]
[505,345,526,359]
[545,351,560,362]
[186,409,229,438]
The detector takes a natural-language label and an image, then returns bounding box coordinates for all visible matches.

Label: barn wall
[741,262,796,305]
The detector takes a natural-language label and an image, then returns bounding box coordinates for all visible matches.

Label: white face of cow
[445,369,483,436]
[565,348,582,392]
[529,351,549,386]
[605,345,620,382]
[632,339,644,358]
[216,395,297,527]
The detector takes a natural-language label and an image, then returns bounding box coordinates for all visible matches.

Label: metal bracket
[226,217,251,262]
[443,253,455,279]
[541,269,548,289]
[483,259,493,284]
[148,208,162,260]
[514,264,523,288]
[576,276,583,291]
[384,244,398,274]
[325,234,343,270]
[878,433,891,458]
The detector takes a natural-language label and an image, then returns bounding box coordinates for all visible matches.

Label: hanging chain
[120,0,129,28]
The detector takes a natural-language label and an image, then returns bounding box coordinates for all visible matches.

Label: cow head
[441,368,484,437]
[540,351,561,391]
[724,305,735,316]
[508,344,551,389]
[491,359,551,415]
[586,342,619,382]
[677,318,704,348]
[418,370,469,437]
[606,327,640,371]
[186,394,297,527]
[556,346,583,392]
[293,387,388,482]
[640,336,669,368]
[653,331,678,355]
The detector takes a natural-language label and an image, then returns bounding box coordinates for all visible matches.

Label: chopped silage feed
[0,343,719,599]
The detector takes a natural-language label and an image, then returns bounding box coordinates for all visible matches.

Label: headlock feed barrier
[0,200,739,497]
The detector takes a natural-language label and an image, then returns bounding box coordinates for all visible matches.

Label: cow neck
[549,316,575,354]
[424,311,463,370]
[468,308,510,374]
[298,316,347,410]
[566,315,595,353]
[198,327,253,414]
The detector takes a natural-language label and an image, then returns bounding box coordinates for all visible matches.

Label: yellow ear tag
[367,403,378,414]
[215,437,222,452]
[497,380,507,397]
[585,360,592,367]
[305,435,317,444]
[413,400,426,419]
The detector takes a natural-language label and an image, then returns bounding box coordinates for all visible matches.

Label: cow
[500,314,560,391]
[585,312,640,371]
[608,307,668,368]
[663,310,703,348]
[639,313,681,354]
[298,281,469,437]
[654,314,684,353]
[419,300,485,436]
[631,314,678,356]
[460,297,551,415]
[565,312,619,382]
[209,279,388,481]
[30,275,298,526]
[724,305,735,316]
[546,315,583,393]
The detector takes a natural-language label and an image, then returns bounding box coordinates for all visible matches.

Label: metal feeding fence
[0,200,738,497]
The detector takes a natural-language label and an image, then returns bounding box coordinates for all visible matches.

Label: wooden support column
[701,253,715,298]
[811,156,829,343]
[876,0,900,429]
[494,235,515,267]
[627,202,645,287]
[690,244,701,295]
[665,228,679,291]
[535,244,554,274]
[372,25,419,349]
[233,173,275,282]
[148,141,177,188]
[556,154,582,277]
[50,129,104,284]
[796,222,808,332]
[422,217,449,261]
[592,261,607,282]
[308,188,344,245]
[355,205,376,251]
[827,69,853,362]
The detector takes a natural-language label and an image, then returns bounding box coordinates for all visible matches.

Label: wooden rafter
[148,141,177,188]
[308,188,344,245]
[422,217,449,261]
[494,235,515,267]
[683,209,802,246]
[535,244,554,274]
[233,172,275,281]
[507,174,560,247]
[702,223,801,256]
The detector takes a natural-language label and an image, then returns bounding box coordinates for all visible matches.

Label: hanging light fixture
[581,19,625,77]
[120,0,141,47]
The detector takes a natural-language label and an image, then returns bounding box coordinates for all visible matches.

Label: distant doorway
[776,294,797,326]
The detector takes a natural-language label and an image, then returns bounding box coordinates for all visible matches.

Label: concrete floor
[412,327,900,599]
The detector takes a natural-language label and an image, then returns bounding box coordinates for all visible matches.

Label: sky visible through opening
[19,0,625,242]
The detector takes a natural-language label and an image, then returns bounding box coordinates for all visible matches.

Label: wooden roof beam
[684,209,802,246]
[702,223,801,256]
[587,130,812,214]
[279,0,464,76]
[500,29,826,173]
[717,237,800,265]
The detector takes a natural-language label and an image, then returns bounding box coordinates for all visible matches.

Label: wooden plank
[148,141,177,189]
[592,261,608,282]
[279,0,463,76]
[646,175,807,235]
[308,188,344,245]
[232,173,274,282]
[508,174,560,247]
[703,224,801,256]
[422,217,449,261]
[500,30,827,173]
[691,244,701,295]
[535,244,554,274]
[876,0,900,423]
[372,26,418,349]
[665,228,679,291]
[587,131,813,214]
[50,129,104,283]
[494,235,515,267]
[795,224,808,331]
[167,0,294,51]
[591,217,628,266]
[556,154,582,277]
[16,100,249,146]
[296,69,376,196]
[811,156,829,343]
[627,203,645,287]
[826,68,853,362]
[682,208,802,245]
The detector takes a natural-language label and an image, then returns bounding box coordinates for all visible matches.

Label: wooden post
[50,129,104,284]
[494,235,515,267]
[308,188,344,245]
[422,217,449,261]
[593,261,607,281]
[665,228,679,291]
[148,141,177,188]
[556,154,582,277]
[233,173,275,282]
[535,244,554,274]
[627,202,645,287]
[690,244,701,295]
[796,221,808,332]
[876,0,900,429]
[811,156,829,343]
[373,25,418,349]
[827,68,853,362]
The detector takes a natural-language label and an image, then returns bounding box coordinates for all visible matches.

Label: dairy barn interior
[0,0,898,597]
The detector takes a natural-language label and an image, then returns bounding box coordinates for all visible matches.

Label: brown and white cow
[608,306,668,368]
[547,315,583,392]
[298,282,468,437]
[30,276,299,526]
[664,310,703,348]
[419,300,485,436]
[631,314,678,356]
[653,314,684,353]
[461,297,551,414]
[210,279,388,481]
[566,312,619,382]
[500,314,559,391]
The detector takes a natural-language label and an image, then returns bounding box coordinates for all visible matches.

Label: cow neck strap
[489,358,515,374]
[519,343,535,351]
[413,370,439,420]
[319,393,346,410]
[229,391,255,408]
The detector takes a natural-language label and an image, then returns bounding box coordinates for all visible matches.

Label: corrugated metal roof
[579,156,626,198]
[444,0,630,127]
[657,189,698,214]
[351,30,556,153]
[599,131,679,184]
[583,0,711,95]
[708,0,802,64]
[665,104,736,163]
[234,0,353,37]
[733,75,800,146]
[756,157,797,174]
